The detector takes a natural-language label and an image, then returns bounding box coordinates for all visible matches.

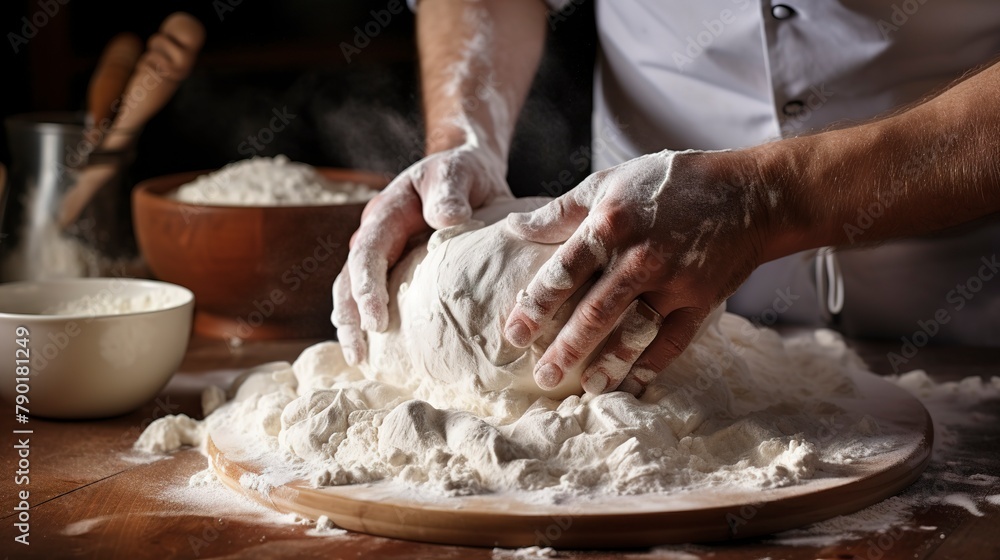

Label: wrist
[720,142,820,262]
[425,123,470,154]
[425,120,508,168]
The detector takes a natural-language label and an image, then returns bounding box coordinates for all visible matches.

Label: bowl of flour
[0,278,194,419]
[132,156,386,341]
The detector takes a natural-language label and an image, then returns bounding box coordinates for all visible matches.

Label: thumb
[423,177,473,229]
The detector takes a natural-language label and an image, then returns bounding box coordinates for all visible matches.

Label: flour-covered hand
[502,149,777,396]
[333,145,512,365]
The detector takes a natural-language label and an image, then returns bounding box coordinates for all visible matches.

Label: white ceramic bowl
[0,278,194,419]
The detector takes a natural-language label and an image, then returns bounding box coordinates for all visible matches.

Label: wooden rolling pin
[59,13,206,229]
[85,32,143,134]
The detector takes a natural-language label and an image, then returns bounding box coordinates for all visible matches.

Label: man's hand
[502,150,775,397]
[504,58,1000,397]
[333,145,511,365]
[332,0,547,366]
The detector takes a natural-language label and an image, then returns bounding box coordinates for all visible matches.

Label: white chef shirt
[557,0,1000,346]
[413,0,1000,345]
[579,0,1000,169]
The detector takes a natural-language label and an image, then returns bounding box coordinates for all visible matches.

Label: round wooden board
[207,366,933,548]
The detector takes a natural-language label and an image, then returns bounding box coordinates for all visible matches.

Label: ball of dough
[361,197,721,401]
[362,198,596,399]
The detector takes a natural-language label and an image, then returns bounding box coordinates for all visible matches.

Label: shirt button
[771,4,796,19]
[783,101,805,116]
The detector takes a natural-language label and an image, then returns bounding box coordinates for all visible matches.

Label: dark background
[0,0,597,198]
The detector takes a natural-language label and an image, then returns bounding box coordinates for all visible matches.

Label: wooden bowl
[132,168,387,340]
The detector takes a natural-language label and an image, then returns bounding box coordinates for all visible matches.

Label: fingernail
[505,320,531,347]
[506,212,528,226]
[342,344,358,365]
[535,363,563,390]
[582,371,609,395]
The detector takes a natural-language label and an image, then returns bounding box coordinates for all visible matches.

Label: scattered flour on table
[640,548,703,560]
[134,198,1000,546]
[305,515,348,537]
[492,546,557,559]
[172,155,376,206]
[770,371,1000,547]
[43,287,186,316]
[61,516,114,536]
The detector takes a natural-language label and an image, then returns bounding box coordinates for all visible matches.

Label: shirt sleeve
[407,0,571,12]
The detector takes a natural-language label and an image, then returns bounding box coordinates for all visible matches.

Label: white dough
[363,197,606,408]
[137,199,921,499]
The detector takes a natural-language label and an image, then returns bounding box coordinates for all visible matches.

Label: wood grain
[0,335,997,559]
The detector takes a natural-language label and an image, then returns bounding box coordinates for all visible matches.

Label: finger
[580,299,663,395]
[618,307,707,397]
[505,191,589,245]
[531,263,642,391]
[349,178,427,332]
[332,263,366,365]
[422,173,473,229]
[503,216,607,349]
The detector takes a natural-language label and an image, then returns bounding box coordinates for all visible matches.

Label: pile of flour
[172,155,376,206]
[137,200,914,500]
[45,287,186,316]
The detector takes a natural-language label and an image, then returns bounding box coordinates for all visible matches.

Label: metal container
[2,112,140,281]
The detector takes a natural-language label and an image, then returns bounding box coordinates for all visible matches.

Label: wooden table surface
[2,335,998,560]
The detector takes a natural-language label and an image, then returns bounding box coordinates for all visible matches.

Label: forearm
[753,60,1000,261]
[417,0,547,157]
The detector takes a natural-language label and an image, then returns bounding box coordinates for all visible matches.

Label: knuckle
[588,210,618,241]
[553,199,575,224]
[557,338,586,365]
[518,288,554,325]
[658,333,687,359]
[579,298,614,329]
